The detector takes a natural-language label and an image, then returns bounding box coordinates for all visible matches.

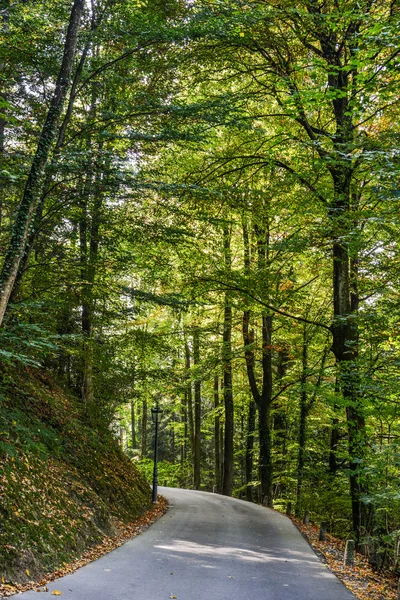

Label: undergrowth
[0,367,151,583]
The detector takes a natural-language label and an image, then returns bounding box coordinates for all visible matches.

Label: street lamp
[151,400,163,503]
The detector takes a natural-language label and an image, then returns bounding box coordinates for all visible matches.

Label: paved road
[18,487,356,600]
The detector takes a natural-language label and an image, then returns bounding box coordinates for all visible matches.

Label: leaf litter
[291,516,398,600]
[0,496,167,598]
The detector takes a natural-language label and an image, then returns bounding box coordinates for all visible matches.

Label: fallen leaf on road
[51,591,62,596]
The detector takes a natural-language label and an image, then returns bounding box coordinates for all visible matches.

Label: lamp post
[151,400,163,503]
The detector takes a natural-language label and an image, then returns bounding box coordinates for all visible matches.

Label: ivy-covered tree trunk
[0,0,84,324]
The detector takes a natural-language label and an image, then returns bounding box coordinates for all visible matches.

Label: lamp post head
[151,401,163,424]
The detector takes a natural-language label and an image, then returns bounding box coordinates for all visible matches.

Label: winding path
[18,487,356,600]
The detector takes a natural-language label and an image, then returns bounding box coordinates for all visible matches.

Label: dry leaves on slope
[291,517,398,600]
[0,496,168,598]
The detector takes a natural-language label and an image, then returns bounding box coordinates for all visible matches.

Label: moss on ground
[0,367,151,583]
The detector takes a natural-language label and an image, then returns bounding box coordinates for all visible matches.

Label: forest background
[1,0,400,576]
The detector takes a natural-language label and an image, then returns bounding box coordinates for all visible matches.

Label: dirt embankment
[0,368,152,586]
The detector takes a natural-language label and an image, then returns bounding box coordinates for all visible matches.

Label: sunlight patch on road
[154,539,322,568]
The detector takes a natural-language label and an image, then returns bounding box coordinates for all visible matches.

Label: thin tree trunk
[181,389,187,465]
[0,0,85,324]
[9,42,92,303]
[246,398,256,501]
[141,398,147,458]
[329,374,340,475]
[260,314,273,507]
[222,226,234,496]
[214,376,221,493]
[193,327,201,490]
[296,326,308,515]
[0,0,10,229]
[242,219,274,506]
[131,398,137,448]
[184,339,195,455]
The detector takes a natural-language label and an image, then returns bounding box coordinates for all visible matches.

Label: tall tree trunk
[193,327,201,490]
[184,339,195,455]
[214,376,222,493]
[0,0,85,324]
[222,226,234,496]
[180,389,187,465]
[0,0,10,229]
[329,374,341,475]
[296,326,308,515]
[245,398,256,501]
[242,219,274,506]
[141,398,147,458]
[330,179,366,542]
[131,398,137,449]
[260,314,273,507]
[273,345,289,496]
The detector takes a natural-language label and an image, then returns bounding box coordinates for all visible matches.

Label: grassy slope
[0,367,151,583]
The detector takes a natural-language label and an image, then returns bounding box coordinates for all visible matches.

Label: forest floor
[0,496,168,597]
[291,517,398,600]
[0,366,154,593]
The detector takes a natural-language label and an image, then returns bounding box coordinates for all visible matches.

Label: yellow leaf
[26,569,30,576]
[239,31,244,37]
[1,576,5,583]
[170,596,177,599]
[51,591,62,596]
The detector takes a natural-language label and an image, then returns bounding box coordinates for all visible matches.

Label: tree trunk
[329,375,341,475]
[296,327,308,515]
[0,0,85,324]
[193,327,201,490]
[180,389,187,465]
[246,398,256,501]
[222,295,233,496]
[131,398,137,449]
[222,226,234,496]
[9,42,91,303]
[242,220,274,506]
[259,314,273,507]
[330,181,366,542]
[0,0,10,229]
[214,376,222,493]
[184,339,195,455]
[141,398,147,458]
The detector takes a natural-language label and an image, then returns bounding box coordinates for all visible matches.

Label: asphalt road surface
[18,487,356,600]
